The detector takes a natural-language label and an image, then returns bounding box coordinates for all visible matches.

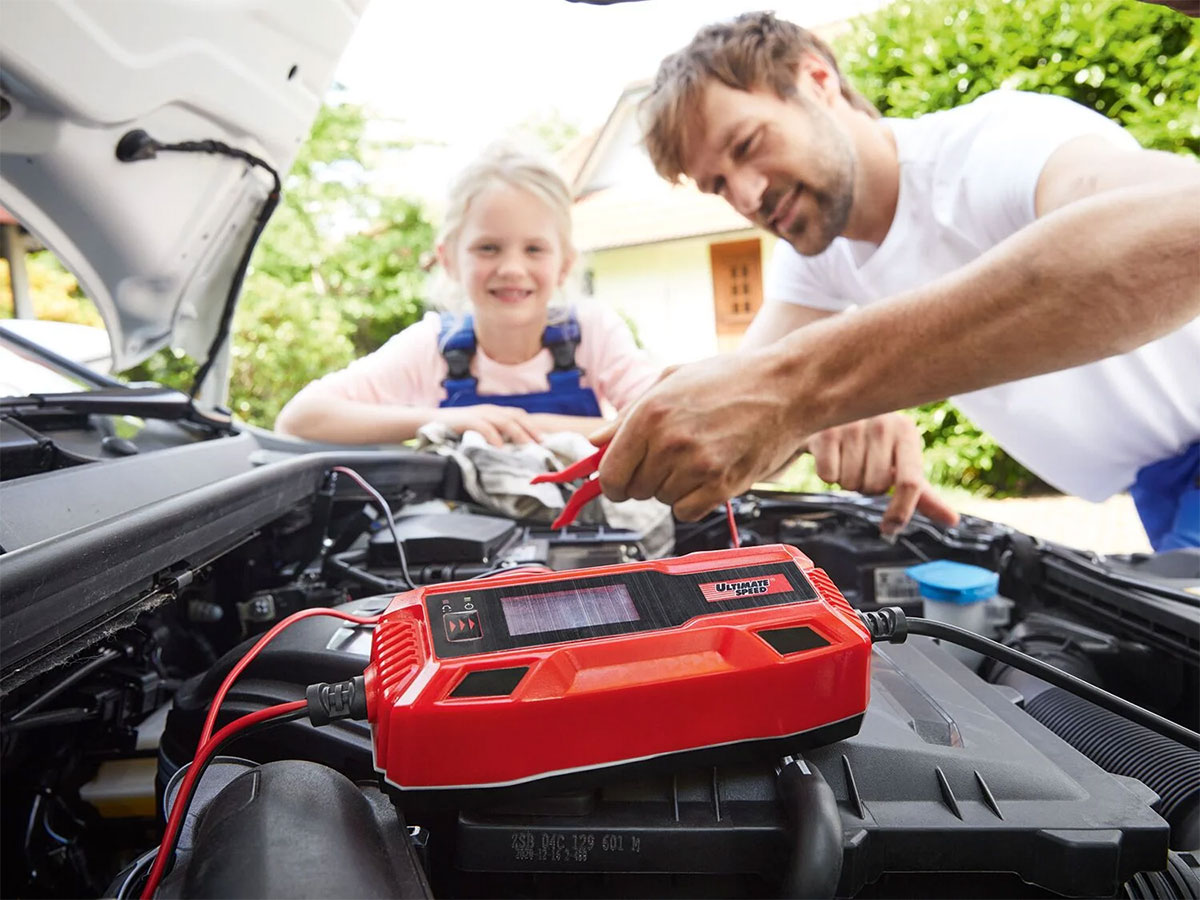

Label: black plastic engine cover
[157,759,430,899]
[454,640,1170,898]
[160,599,1172,898]
[159,598,386,794]
[367,512,518,566]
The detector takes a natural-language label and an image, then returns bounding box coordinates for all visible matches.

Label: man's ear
[796,52,841,107]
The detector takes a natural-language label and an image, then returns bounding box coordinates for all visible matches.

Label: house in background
[566,83,777,366]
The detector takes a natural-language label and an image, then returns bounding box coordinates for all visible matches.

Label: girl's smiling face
[441,183,574,336]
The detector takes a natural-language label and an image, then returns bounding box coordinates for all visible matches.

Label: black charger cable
[115,129,282,400]
[327,466,416,590]
[860,608,1200,752]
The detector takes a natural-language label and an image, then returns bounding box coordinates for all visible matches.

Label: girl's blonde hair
[431,142,577,319]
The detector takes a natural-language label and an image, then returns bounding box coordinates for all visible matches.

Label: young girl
[275,145,660,446]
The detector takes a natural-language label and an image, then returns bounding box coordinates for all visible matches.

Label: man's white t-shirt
[764,90,1200,501]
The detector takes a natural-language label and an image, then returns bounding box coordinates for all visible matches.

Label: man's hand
[433,405,543,446]
[806,414,959,536]
[593,352,804,521]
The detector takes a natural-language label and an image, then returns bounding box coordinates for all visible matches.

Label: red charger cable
[140,700,307,898]
[198,607,380,746]
[725,500,740,548]
[147,487,740,895]
[140,607,384,897]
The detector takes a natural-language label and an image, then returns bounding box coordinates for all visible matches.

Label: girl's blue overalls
[437,311,602,418]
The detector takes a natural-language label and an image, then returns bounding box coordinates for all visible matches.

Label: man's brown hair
[640,11,879,184]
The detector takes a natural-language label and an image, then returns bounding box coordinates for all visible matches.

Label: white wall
[583,230,773,367]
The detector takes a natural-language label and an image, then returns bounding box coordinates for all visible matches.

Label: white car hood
[0,0,366,371]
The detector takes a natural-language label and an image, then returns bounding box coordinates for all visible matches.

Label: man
[594,11,1199,550]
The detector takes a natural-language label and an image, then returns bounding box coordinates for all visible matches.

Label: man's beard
[772,104,857,256]
[778,150,855,255]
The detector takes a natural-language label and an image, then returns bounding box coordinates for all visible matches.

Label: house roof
[557,129,602,189]
[570,81,763,252]
[573,181,759,252]
[569,80,650,198]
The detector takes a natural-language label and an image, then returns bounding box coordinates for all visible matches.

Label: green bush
[828,0,1198,495]
[123,278,358,426]
[836,0,1198,154]
[1,252,102,326]
[908,401,1047,495]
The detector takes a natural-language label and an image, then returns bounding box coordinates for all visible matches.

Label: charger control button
[444,611,483,642]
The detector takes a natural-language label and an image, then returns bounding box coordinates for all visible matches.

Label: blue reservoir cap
[904,560,998,605]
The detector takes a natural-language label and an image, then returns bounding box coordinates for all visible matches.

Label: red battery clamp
[364,543,871,797]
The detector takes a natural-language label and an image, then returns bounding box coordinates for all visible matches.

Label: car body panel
[0,0,367,369]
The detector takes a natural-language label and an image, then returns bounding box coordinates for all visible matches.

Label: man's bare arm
[1035,136,1199,215]
[598,142,1200,520]
[739,301,833,349]
[734,300,956,531]
[786,143,1200,432]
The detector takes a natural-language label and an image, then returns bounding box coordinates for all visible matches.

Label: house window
[709,238,763,352]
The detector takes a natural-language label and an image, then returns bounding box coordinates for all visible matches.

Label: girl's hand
[433,405,544,446]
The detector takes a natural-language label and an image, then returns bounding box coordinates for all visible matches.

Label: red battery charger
[364,543,871,797]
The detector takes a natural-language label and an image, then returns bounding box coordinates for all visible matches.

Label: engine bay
[1,422,1198,899]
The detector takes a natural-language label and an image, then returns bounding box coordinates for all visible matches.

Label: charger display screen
[428,562,818,658]
[501,583,640,636]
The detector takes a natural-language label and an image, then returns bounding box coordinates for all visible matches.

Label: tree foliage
[836,0,1198,154]
[827,0,1199,495]
[509,109,583,155]
[123,101,435,425]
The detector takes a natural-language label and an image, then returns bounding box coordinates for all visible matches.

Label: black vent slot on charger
[756,626,830,656]
[450,667,529,698]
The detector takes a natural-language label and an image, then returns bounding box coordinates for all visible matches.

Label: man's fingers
[809,433,841,484]
[916,487,961,527]
[654,364,679,385]
[881,435,925,535]
[861,424,895,495]
[837,424,866,491]
[881,483,922,537]
[622,456,670,502]
[589,418,619,447]
[656,467,702,508]
[674,484,729,523]
[861,453,894,495]
[598,415,649,503]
